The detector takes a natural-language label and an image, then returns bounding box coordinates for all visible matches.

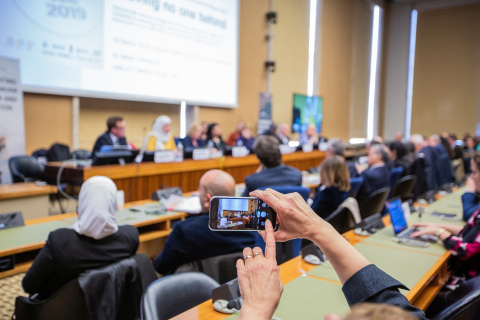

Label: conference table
[172,189,466,319]
[0,182,58,220]
[0,200,187,279]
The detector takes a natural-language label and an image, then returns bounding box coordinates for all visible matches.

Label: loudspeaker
[212,278,240,303]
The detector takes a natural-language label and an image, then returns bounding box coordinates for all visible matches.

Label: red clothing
[226,132,240,146]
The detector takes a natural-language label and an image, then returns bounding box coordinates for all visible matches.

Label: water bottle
[237,138,243,146]
[176,141,184,162]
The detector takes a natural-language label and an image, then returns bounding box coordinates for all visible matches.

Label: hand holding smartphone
[209,196,278,231]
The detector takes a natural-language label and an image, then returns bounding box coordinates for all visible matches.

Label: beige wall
[411,4,480,137]
[24,94,72,154]
[271,0,309,129]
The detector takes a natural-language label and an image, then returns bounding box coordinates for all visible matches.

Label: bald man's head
[198,170,235,212]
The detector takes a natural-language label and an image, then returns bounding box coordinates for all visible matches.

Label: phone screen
[209,196,278,231]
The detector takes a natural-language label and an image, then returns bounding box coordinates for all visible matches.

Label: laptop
[386,197,437,242]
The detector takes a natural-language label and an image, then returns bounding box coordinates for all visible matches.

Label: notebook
[386,197,437,242]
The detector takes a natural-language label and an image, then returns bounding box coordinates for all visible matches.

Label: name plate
[154,150,176,163]
[279,144,296,154]
[232,146,249,157]
[302,143,313,153]
[193,148,211,160]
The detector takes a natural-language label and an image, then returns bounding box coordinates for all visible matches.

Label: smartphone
[209,196,278,231]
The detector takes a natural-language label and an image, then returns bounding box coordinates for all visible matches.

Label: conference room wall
[24,93,73,154]
[410,3,480,137]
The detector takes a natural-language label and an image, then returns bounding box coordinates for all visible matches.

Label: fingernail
[266,219,272,226]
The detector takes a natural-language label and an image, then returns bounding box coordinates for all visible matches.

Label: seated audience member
[207,123,227,152]
[92,116,128,154]
[388,141,411,174]
[394,131,404,142]
[429,134,453,185]
[356,144,390,202]
[311,156,350,219]
[154,170,263,275]
[182,124,206,149]
[462,152,480,221]
[325,138,358,178]
[237,124,255,150]
[448,134,463,159]
[242,136,302,196]
[142,115,176,151]
[226,121,245,146]
[464,136,476,153]
[236,189,426,320]
[299,124,319,146]
[277,123,290,145]
[22,176,139,299]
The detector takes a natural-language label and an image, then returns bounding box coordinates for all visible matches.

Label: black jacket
[92,131,128,154]
[22,225,139,299]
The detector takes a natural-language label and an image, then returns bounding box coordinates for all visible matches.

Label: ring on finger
[253,252,262,257]
[244,255,253,260]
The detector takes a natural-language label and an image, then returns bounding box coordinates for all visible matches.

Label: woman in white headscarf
[142,115,177,151]
[22,176,139,299]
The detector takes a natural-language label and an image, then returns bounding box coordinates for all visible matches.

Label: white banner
[0,57,25,184]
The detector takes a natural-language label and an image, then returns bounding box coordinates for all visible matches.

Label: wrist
[435,228,446,237]
[239,303,274,320]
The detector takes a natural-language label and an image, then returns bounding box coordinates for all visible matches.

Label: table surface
[0,182,57,200]
[172,189,465,320]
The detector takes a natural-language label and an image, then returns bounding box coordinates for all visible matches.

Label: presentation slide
[0,0,239,107]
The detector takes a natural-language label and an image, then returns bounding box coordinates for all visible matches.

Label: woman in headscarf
[142,115,177,151]
[22,176,139,299]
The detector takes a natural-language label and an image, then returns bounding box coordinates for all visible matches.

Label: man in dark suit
[154,170,263,275]
[242,135,303,196]
[356,144,391,203]
[92,116,128,154]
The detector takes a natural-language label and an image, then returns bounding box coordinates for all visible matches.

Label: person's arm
[443,222,480,261]
[153,225,188,275]
[411,222,464,238]
[252,189,369,284]
[22,234,57,295]
[462,180,480,221]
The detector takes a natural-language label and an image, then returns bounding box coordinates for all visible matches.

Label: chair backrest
[349,177,364,198]
[259,185,311,201]
[339,197,361,224]
[72,149,92,160]
[358,187,390,219]
[8,155,45,183]
[14,279,89,320]
[325,206,356,235]
[388,167,404,198]
[141,272,220,320]
[391,175,417,202]
[175,251,243,284]
[431,276,480,320]
[258,185,309,262]
[46,143,71,162]
[14,254,154,320]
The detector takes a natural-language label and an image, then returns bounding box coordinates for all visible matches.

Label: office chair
[141,272,220,320]
[8,155,45,183]
[46,143,71,162]
[430,276,480,320]
[72,149,92,160]
[358,187,390,219]
[175,251,244,284]
[14,254,156,320]
[349,177,364,198]
[258,185,311,263]
[391,175,417,202]
[388,167,404,199]
[325,206,357,235]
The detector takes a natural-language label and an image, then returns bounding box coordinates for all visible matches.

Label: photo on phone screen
[209,196,277,231]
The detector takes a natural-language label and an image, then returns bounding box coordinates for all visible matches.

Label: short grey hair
[326,138,346,156]
[410,134,423,147]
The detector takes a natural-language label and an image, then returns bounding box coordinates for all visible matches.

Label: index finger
[264,219,276,262]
